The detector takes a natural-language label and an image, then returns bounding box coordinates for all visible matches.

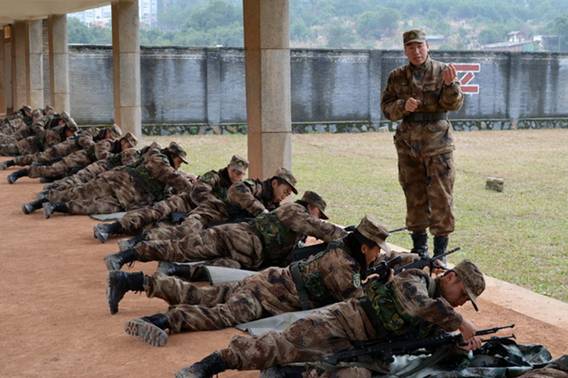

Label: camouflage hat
[356,215,391,253]
[22,105,32,113]
[273,167,298,194]
[167,141,188,164]
[300,191,328,220]
[60,111,78,131]
[228,154,249,173]
[31,109,43,119]
[453,260,485,312]
[109,124,123,139]
[403,29,426,45]
[120,132,138,147]
[43,105,55,115]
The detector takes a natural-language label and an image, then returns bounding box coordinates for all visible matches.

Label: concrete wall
[66,46,568,129]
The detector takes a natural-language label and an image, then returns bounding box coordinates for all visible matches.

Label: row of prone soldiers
[1,106,488,378]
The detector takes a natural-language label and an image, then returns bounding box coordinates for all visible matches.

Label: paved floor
[0,158,566,377]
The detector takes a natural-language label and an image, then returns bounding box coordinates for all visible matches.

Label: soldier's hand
[462,335,483,351]
[459,318,477,340]
[443,64,457,85]
[404,97,421,112]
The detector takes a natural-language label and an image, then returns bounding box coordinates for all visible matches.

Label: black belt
[403,112,447,123]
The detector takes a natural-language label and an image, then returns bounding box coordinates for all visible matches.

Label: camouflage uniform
[46,144,192,215]
[381,35,463,237]
[132,201,346,270]
[210,262,484,374]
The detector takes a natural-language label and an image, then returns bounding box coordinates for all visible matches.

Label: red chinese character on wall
[453,63,480,94]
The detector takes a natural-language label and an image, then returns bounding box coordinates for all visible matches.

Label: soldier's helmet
[403,29,426,45]
[273,167,298,194]
[109,124,123,139]
[228,154,249,173]
[167,141,189,164]
[356,215,391,254]
[299,191,329,220]
[120,132,138,148]
[452,260,485,312]
[60,111,78,131]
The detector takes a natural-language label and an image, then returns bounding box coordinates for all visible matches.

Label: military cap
[120,132,138,147]
[453,260,485,312]
[60,111,78,131]
[356,215,391,253]
[297,191,328,220]
[403,29,426,45]
[31,109,43,119]
[108,124,123,139]
[273,167,298,194]
[167,141,189,164]
[44,105,55,115]
[228,154,249,173]
[22,105,32,113]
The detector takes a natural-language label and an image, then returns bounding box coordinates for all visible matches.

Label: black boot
[42,202,68,219]
[0,159,15,170]
[118,232,146,251]
[176,352,228,378]
[433,235,449,257]
[7,168,28,184]
[157,261,206,281]
[124,313,170,347]
[410,232,429,258]
[104,248,139,271]
[22,198,47,214]
[94,222,123,243]
[107,271,145,314]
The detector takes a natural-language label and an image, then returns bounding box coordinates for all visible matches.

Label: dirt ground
[0,158,566,378]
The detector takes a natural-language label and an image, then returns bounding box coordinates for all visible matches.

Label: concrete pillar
[48,15,70,113]
[112,0,142,136]
[206,49,222,126]
[243,0,292,179]
[0,28,5,114]
[28,20,44,109]
[3,25,13,113]
[12,21,28,109]
[368,50,382,128]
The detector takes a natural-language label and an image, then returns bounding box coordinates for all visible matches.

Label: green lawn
[151,129,568,302]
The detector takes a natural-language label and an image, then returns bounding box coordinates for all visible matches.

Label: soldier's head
[439,260,485,311]
[62,122,78,138]
[31,109,43,123]
[270,167,298,203]
[21,105,33,118]
[227,154,249,184]
[44,105,55,116]
[350,215,391,267]
[296,191,329,220]
[166,142,189,170]
[60,111,78,133]
[403,29,429,66]
[119,132,138,151]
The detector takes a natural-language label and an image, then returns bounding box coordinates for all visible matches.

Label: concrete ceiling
[0,0,110,26]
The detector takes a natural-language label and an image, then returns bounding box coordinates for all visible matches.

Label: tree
[547,14,568,51]
[326,23,356,48]
[356,9,400,40]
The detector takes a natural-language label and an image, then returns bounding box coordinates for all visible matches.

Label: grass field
[152,129,568,302]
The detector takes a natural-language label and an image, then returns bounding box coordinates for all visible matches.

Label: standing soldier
[381,30,464,258]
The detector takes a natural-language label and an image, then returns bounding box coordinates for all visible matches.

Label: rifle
[394,247,461,274]
[323,324,515,365]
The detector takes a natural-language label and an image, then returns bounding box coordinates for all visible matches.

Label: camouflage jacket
[228,178,279,217]
[364,269,463,338]
[15,132,95,166]
[137,147,194,195]
[254,202,348,266]
[190,167,233,206]
[381,57,464,157]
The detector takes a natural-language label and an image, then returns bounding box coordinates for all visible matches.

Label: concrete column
[12,21,28,109]
[0,28,5,114]
[112,0,142,136]
[206,49,222,126]
[243,0,292,179]
[28,20,44,109]
[3,25,13,113]
[368,50,382,128]
[48,15,70,113]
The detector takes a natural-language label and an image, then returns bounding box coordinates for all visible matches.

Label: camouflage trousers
[135,220,265,269]
[144,202,229,241]
[397,152,455,236]
[49,160,108,193]
[119,193,194,234]
[0,142,21,156]
[147,267,301,333]
[49,171,154,214]
[27,150,91,179]
[219,298,376,371]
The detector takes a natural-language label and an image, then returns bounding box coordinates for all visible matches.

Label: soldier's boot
[410,232,429,258]
[42,202,68,219]
[104,248,139,271]
[0,159,15,170]
[157,262,206,281]
[94,222,123,243]
[175,352,228,378]
[36,190,48,200]
[107,271,145,315]
[433,235,449,265]
[124,313,169,347]
[118,232,146,251]
[22,198,47,214]
[7,168,29,184]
